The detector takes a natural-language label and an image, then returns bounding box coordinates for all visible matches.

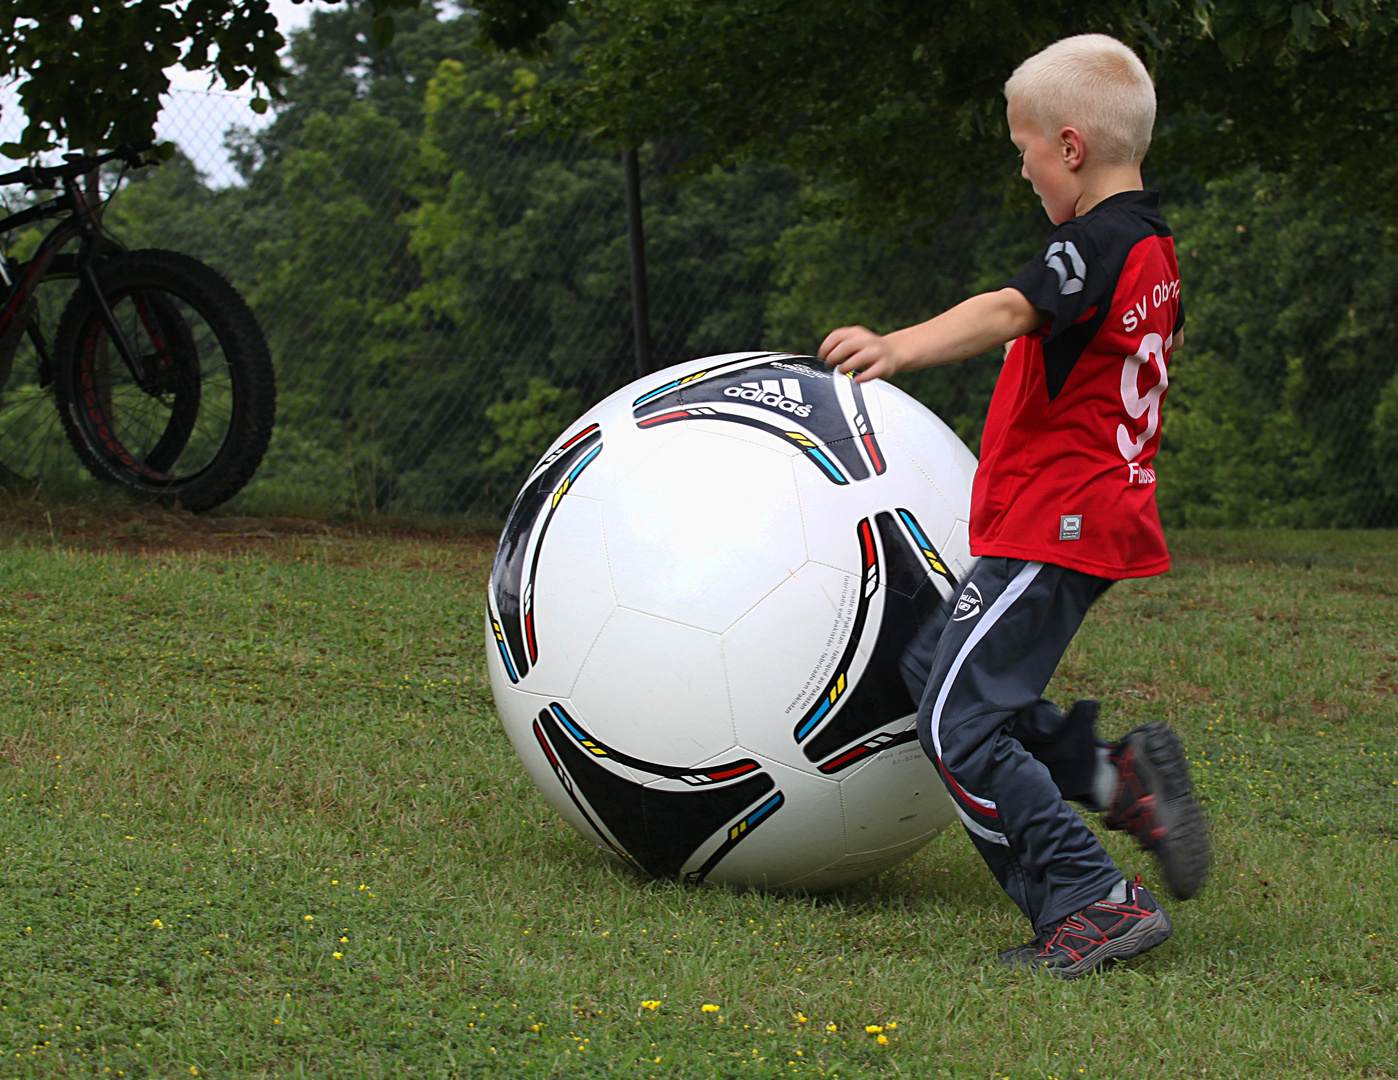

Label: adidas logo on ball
[724,378,813,417]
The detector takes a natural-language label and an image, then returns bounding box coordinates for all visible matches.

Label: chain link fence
[3,88,1396,527]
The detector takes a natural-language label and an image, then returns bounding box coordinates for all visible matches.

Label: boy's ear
[1060,126,1086,171]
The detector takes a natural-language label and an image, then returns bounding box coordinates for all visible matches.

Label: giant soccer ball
[485,352,978,892]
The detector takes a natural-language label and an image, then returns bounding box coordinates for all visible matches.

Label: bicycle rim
[71,284,233,486]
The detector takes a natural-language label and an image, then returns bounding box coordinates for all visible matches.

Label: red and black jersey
[971,189,1183,579]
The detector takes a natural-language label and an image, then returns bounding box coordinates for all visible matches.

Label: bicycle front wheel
[53,249,276,511]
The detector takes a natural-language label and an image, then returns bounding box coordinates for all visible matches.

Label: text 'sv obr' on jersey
[973,189,1183,579]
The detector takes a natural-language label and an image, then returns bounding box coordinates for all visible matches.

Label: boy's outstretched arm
[819,288,1044,383]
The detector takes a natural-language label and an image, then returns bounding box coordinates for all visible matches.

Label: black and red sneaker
[998,876,1173,978]
[1104,721,1210,900]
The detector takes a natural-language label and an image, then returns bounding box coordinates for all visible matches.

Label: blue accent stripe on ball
[806,446,846,484]
[550,703,587,742]
[898,508,931,549]
[496,637,519,682]
[795,696,832,741]
[747,793,783,825]
[632,379,682,407]
[568,444,603,482]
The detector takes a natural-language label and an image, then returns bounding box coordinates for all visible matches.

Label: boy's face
[1007,100,1081,225]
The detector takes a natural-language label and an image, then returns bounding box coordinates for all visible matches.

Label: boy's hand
[818,325,903,383]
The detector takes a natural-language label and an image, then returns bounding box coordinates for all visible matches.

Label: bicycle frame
[0,153,152,392]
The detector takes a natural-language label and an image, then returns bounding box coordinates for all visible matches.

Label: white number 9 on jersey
[1117,332,1170,462]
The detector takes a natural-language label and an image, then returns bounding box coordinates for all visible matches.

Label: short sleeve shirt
[970,190,1183,579]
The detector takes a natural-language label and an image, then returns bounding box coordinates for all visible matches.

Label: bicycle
[0,143,276,512]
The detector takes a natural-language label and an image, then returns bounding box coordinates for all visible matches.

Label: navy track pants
[902,557,1122,930]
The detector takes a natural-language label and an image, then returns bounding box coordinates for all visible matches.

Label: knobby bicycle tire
[52,249,276,511]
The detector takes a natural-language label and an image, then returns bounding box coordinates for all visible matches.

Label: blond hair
[1004,34,1156,165]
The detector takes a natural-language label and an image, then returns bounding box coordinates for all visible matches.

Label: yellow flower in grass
[793,1012,807,1024]
[826,1023,838,1032]
[332,952,343,960]
[701,1004,720,1013]
[151,919,164,929]
[865,1025,883,1034]
[640,1000,661,1011]
[877,1034,889,1045]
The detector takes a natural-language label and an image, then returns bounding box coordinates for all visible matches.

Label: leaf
[1292,3,1314,46]
[250,97,270,115]
[371,14,397,49]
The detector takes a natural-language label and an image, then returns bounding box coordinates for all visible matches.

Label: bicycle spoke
[0,378,78,483]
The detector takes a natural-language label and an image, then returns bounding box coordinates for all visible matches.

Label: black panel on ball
[488,424,602,679]
[536,707,777,880]
[802,510,946,764]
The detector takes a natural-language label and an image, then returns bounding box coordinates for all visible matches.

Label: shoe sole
[1052,906,1174,979]
[1126,721,1210,900]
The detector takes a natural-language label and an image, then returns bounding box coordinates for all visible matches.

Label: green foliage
[12,0,1391,526]
[1157,170,1398,527]
[1158,351,1337,526]
[480,377,582,474]
[80,3,810,515]
[1375,373,1398,494]
[482,0,1398,228]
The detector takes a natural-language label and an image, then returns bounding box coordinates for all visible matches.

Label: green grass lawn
[0,508,1393,1079]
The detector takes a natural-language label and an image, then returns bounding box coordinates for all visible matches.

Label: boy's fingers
[818,325,870,364]
[816,328,846,361]
[832,342,863,372]
[833,343,877,377]
[838,347,893,383]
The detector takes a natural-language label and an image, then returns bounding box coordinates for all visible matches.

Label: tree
[80,2,818,514]
[470,0,1398,228]
[1156,169,1398,527]
[0,0,554,155]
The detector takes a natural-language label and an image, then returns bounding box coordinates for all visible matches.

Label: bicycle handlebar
[0,142,155,189]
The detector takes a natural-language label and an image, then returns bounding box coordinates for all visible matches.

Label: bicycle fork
[64,174,159,396]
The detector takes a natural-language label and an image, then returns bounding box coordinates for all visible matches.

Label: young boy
[819,34,1208,977]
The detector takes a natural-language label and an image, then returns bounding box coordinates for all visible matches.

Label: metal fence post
[622,147,654,377]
